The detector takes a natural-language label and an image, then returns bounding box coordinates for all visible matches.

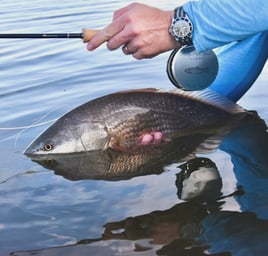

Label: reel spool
[167,45,219,91]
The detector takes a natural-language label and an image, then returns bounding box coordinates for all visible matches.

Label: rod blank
[0,29,99,43]
[0,33,83,39]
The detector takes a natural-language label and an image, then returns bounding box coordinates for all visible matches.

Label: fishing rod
[0,28,99,43]
[0,28,219,91]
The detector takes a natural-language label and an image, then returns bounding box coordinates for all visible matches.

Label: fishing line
[12,105,68,151]
[0,105,66,152]
[0,118,56,146]
[0,170,48,185]
[0,103,65,132]
[0,119,56,131]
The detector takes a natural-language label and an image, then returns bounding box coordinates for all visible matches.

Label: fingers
[121,44,138,55]
[107,28,129,51]
[122,46,152,59]
[121,38,157,59]
[122,45,131,55]
[87,3,135,51]
[113,4,133,20]
[87,21,124,51]
[86,3,176,60]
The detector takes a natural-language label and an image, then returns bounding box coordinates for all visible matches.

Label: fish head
[24,116,109,156]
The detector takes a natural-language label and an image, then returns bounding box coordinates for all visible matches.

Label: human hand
[86,2,180,59]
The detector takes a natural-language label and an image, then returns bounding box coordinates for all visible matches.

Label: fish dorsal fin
[161,88,245,114]
[116,88,159,94]
[114,88,245,114]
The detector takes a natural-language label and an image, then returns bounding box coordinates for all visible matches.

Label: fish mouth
[24,149,45,159]
[24,149,57,161]
[23,144,45,158]
[23,146,35,157]
[26,155,49,161]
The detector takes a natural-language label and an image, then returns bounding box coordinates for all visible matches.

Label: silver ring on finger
[122,45,131,55]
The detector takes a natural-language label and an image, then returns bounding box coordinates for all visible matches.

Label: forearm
[183,0,268,51]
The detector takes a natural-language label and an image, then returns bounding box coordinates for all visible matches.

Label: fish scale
[103,95,215,150]
[24,88,246,155]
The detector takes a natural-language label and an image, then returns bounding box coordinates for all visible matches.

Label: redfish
[24,88,245,155]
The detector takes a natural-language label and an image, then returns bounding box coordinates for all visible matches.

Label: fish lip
[23,147,45,158]
[23,141,39,156]
[23,148,34,156]
[24,150,39,159]
[24,151,53,162]
[23,146,38,156]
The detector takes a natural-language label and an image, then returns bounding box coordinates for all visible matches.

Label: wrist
[169,6,193,46]
[167,10,182,48]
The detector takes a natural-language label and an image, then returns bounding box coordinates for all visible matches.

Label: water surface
[1,1,268,255]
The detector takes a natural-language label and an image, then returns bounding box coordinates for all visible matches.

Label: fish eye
[43,143,53,151]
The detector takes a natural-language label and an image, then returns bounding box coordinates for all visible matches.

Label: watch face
[174,18,192,38]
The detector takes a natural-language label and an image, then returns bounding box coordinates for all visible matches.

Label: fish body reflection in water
[18,111,268,256]
[27,114,245,181]
[23,88,266,256]
[29,134,221,181]
[24,88,245,155]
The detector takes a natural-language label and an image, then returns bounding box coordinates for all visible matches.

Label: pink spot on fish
[139,131,165,145]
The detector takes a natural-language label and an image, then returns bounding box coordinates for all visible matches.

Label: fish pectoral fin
[104,129,127,152]
[108,135,141,153]
[102,139,110,151]
[102,127,114,151]
[107,135,120,150]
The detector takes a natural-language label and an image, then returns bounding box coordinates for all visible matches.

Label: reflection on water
[11,110,268,256]
[26,106,243,181]
[1,0,268,255]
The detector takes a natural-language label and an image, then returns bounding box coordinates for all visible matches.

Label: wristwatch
[169,6,193,46]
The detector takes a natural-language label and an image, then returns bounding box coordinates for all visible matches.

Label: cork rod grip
[82,28,99,43]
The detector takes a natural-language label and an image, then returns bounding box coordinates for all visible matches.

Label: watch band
[170,6,193,45]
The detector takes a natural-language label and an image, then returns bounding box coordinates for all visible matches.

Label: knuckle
[133,52,143,60]
[106,41,116,51]
[106,38,121,51]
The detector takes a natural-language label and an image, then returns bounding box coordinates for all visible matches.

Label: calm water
[1,1,268,255]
